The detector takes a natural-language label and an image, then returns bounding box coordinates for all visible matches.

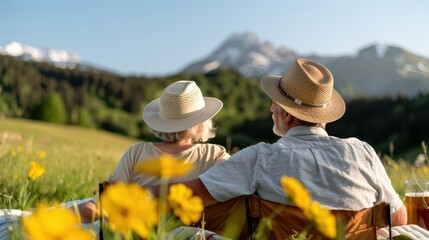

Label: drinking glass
[405,180,429,229]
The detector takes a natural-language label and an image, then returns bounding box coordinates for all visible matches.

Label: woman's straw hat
[260,58,345,123]
[143,80,223,132]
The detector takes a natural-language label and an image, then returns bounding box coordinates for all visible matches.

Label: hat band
[277,78,328,108]
[160,105,206,119]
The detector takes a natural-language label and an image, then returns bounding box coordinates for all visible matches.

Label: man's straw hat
[143,80,223,132]
[260,58,345,123]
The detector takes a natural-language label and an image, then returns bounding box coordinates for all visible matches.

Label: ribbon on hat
[277,78,328,108]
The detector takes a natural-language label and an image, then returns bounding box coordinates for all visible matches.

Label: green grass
[0,117,139,208]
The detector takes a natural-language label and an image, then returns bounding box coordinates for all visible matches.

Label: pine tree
[33,92,68,124]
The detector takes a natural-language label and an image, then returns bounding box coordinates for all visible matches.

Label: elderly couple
[79,58,407,232]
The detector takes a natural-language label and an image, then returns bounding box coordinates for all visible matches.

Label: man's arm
[391,204,407,226]
[152,178,219,207]
[183,178,219,207]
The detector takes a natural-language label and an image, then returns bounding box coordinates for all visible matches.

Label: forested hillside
[0,55,270,142]
[1,55,429,160]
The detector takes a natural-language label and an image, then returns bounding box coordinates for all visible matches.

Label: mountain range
[2,32,429,99]
[0,41,81,69]
[182,32,429,99]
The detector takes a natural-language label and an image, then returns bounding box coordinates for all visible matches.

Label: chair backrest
[246,194,392,240]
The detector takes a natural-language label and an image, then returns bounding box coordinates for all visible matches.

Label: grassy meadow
[0,117,138,208]
[0,117,428,209]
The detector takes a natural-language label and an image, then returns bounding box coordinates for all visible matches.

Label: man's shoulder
[248,141,280,153]
[331,135,370,146]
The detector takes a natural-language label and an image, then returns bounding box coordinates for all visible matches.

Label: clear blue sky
[1,0,428,76]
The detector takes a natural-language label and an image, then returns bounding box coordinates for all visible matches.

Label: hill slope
[0,117,139,205]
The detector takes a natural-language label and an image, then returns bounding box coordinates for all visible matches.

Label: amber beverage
[405,180,429,229]
[405,192,429,229]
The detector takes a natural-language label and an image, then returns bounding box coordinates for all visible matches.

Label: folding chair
[246,194,392,240]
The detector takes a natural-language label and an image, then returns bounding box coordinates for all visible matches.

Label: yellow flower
[315,211,337,239]
[36,150,47,159]
[281,176,337,239]
[17,145,25,152]
[10,150,17,157]
[280,176,311,209]
[304,202,337,238]
[135,154,194,177]
[23,204,95,240]
[168,183,204,225]
[100,182,158,239]
[28,161,45,180]
[423,166,429,174]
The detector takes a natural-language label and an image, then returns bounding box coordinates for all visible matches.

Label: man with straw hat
[179,58,407,226]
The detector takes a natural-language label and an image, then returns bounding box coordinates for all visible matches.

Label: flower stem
[157,176,169,239]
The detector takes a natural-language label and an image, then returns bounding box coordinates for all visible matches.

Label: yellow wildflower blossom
[36,150,47,159]
[23,204,95,240]
[303,202,337,238]
[27,161,45,180]
[280,176,311,209]
[17,146,24,152]
[315,211,337,239]
[168,183,204,225]
[281,176,337,239]
[423,166,429,174]
[135,154,194,177]
[100,182,158,239]
[10,151,17,157]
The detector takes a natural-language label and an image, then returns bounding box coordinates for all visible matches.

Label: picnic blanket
[0,209,31,240]
[377,224,429,239]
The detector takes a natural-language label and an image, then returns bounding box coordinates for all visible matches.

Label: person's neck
[154,140,194,154]
[286,121,302,132]
[169,139,193,145]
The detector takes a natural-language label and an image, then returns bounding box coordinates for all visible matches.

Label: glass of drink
[405,180,429,229]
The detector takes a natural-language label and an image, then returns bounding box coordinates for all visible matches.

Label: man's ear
[283,111,295,124]
[281,110,289,120]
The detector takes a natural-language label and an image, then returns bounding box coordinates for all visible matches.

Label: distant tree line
[1,55,429,160]
[0,55,270,143]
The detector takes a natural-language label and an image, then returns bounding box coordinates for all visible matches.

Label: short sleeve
[213,145,230,165]
[108,144,139,183]
[199,145,259,202]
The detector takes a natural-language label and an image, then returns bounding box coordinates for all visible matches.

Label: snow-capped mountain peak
[183,31,299,77]
[0,41,81,68]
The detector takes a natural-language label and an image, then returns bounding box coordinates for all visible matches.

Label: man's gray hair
[280,107,326,129]
[150,120,216,143]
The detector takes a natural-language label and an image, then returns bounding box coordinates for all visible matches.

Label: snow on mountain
[182,32,300,77]
[182,32,429,98]
[0,41,81,69]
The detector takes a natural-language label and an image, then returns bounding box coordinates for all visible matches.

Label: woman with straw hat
[78,80,229,223]
[108,80,229,186]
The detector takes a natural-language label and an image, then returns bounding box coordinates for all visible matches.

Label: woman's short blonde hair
[150,119,216,143]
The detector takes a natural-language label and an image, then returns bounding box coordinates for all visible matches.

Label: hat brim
[143,97,223,132]
[260,76,346,123]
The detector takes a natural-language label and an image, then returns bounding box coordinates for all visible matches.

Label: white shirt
[200,126,403,212]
